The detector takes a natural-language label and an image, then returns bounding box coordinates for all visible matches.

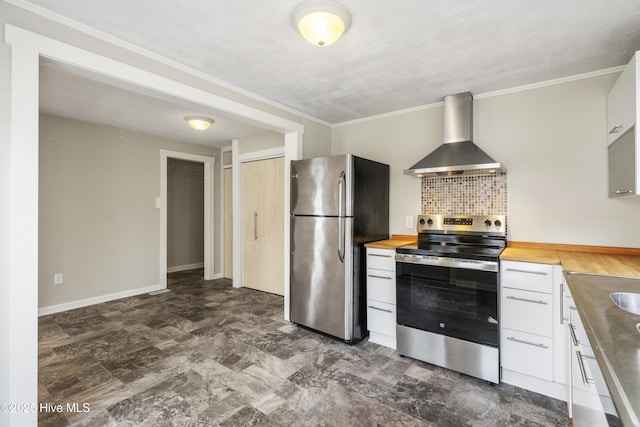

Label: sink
[610,292,640,316]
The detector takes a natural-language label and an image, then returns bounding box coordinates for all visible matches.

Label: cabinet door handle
[576,351,595,385]
[609,124,624,134]
[559,282,564,325]
[254,212,258,240]
[506,295,548,305]
[368,305,392,313]
[369,253,393,258]
[569,323,580,346]
[614,190,633,194]
[506,336,549,349]
[505,268,548,276]
[367,274,392,280]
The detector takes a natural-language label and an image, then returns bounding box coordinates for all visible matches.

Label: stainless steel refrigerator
[290,154,389,342]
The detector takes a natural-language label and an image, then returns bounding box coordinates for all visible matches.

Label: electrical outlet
[53,273,63,285]
[405,216,414,228]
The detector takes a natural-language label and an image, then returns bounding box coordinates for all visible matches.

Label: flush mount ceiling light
[185,116,213,131]
[292,0,351,47]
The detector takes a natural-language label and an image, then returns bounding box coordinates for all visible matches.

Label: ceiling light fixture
[292,0,351,47]
[185,116,213,131]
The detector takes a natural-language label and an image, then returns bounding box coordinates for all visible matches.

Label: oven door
[396,258,498,347]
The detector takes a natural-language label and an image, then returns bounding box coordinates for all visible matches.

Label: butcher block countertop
[501,242,640,277]
[364,235,416,250]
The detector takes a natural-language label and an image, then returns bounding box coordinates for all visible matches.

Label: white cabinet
[500,261,566,401]
[607,52,637,146]
[366,247,397,349]
[607,50,640,197]
[568,298,612,426]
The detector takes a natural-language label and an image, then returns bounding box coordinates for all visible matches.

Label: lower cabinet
[366,247,396,349]
[567,288,619,426]
[500,261,567,401]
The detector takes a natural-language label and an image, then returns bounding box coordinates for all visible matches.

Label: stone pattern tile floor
[38,269,571,426]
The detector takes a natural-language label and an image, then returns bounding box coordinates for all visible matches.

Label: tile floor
[38,269,571,426]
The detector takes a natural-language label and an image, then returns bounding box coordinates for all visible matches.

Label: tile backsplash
[421,174,507,216]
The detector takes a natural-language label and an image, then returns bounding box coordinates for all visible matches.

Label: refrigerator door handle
[337,171,346,263]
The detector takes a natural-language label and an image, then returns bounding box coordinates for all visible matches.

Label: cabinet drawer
[501,328,553,381]
[366,248,395,271]
[501,288,553,336]
[501,261,553,293]
[366,269,395,304]
[367,300,396,337]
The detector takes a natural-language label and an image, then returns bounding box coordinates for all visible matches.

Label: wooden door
[241,157,284,295]
[263,157,284,294]
[223,168,233,279]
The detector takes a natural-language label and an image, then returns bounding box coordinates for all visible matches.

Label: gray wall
[167,159,204,269]
[38,114,219,308]
[333,73,640,247]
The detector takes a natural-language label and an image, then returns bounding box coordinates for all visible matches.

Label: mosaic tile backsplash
[421,174,507,216]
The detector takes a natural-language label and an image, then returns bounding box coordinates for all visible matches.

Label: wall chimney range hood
[404,92,506,177]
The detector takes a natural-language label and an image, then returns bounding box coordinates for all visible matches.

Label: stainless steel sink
[610,292,640,316]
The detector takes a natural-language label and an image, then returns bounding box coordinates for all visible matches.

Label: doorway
[167,158,205,278]
[160,150,216,289]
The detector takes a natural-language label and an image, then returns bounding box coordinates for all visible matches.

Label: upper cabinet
[607,53,637,146]
[607,51,639,197]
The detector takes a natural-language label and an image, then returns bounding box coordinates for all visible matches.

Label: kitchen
[3,0,640,426]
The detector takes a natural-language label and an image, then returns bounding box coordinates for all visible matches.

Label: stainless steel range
[395,214,507,383]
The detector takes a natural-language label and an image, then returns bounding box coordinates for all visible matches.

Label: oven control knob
[484,219,492,227]
[427,218,433,226]
[419,218,425,225]
[494,219,502,227]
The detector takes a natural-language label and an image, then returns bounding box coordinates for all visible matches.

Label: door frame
[5,24,303,423]
[160,150,216,287]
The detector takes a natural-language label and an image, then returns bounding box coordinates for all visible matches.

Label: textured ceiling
[17,0,640,126]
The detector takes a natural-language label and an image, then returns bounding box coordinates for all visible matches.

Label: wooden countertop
[501,242,640,277]
[500,247,560,264]
[557,251,640,277]
[365,234,416,249]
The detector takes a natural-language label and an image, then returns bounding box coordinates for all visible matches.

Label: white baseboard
[38,283,165,316]
[369,332,397,349]
[501,368,568,402]
[166,262,204,273]
[213,272,223,279]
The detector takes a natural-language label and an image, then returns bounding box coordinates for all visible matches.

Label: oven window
[396,262,498,347]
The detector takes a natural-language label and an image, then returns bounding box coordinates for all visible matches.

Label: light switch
[405,216,414,228]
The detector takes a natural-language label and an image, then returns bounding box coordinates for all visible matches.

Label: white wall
[38,114,219,309]
[333,73,640,247]
[239,130,284,153]
[0,28,11,427]
[167,159,204,269]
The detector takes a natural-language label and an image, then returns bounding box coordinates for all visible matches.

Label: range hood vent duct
[404,92,506,177]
